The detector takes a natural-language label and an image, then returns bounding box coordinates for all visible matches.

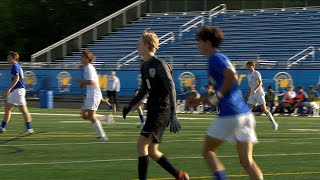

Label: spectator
[273,85,296,115]
[106,71,120,113]
[307,86,320,116]
[293,86,308,115]
[185,85,201,112]
[265,86,276,113]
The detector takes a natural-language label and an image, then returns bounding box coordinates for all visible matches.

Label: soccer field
[0,108,319,180]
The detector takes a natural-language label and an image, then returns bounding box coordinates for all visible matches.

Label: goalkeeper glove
[122,105,132,119]
[167,108,181,133]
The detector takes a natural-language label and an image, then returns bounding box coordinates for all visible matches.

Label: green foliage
[0,0,136,61]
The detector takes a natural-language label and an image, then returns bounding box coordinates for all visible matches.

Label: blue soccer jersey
[11,63,25,90]
[208,52,250,116]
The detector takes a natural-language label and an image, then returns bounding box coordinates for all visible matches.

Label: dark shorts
[140,108,170,143]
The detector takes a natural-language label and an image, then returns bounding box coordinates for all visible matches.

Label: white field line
[0,112,213,120]
[0,152,320,166]
[1,137,320,147]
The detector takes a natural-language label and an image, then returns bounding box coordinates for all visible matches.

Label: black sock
[157,155,180,178]
[138,156,149,180]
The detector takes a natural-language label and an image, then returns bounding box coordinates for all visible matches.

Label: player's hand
[208,94,219,106]
[208,91,223,106]
[167,109,181,133]
[79,82,85,88]
[2,89,10,97]
[122,105,132,119]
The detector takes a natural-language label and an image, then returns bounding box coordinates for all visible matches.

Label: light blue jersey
[208,52,250,116]
[11,63,25,91]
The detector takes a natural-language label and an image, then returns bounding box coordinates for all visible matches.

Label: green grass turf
[0,108,320,180]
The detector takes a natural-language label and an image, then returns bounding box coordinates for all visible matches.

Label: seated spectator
[265,86,276,113]
[273,85,296,115]
[307,86,320,116]
[293,86,309,115]
[185,85,201,112]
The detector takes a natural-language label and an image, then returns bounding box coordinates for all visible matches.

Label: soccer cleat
[96,136,108,142]
[272,123,279,131]
[177,171,189,180]
[0,127,6,134]
[136,122,145,128]
[26,128,35,134]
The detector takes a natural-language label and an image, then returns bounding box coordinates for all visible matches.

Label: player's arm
[157,62,176,110]
[252,74,262,94]
[123,74,147,119]
[3,74,19,97]
[157,61,181,133]
[116,77,120,92]
[74,78,94,88]
[208,67,237,106]
[128,75,147,107]
[247,83,251,100]
[81,80,95,85]
[219,67,237,95]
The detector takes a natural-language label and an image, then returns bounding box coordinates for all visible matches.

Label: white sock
[266,112,277,125]
[96,114,105,121]
[93,120,106,137]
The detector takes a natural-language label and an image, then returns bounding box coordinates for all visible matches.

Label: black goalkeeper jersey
[129,56,176,110]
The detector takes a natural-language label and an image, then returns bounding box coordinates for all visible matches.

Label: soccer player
[246,61,278,131]
[122,30,189,180]
[0,51,34,134]
[75,50,107,141]
[196,26,263,180]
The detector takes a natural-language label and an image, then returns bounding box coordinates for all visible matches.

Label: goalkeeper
[123,30,189,180]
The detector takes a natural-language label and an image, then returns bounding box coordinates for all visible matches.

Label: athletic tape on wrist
[216,91,224,99]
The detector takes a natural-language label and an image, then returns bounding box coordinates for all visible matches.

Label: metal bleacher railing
[116,32,175,69]
[287,46,315,69]
[116,4,226,69]
[26,3,320,70]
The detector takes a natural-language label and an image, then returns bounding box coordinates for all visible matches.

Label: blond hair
[8,51,20,61]
[140,30,159,52]
[82,49,95,63]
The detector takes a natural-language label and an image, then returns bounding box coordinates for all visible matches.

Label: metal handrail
[209,4,227,23]
[117,32,175,69]
[31,0,146,62]
[179,16,205,37]
[287,46,315,69]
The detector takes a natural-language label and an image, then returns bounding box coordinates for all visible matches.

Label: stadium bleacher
[58,6,320,69]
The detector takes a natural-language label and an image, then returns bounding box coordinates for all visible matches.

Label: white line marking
[289,129,320,132]
[0,152,319,166]
[0,112,213,119]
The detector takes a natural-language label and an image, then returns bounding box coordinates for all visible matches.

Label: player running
[246,61,278,131]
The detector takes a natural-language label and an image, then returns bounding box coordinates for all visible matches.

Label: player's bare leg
[202,135,227,179]
[18,105,34,134]
[0,102,14,133]
[260,104,278,131]
[81,109,107,141]
[237,141,263,180]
